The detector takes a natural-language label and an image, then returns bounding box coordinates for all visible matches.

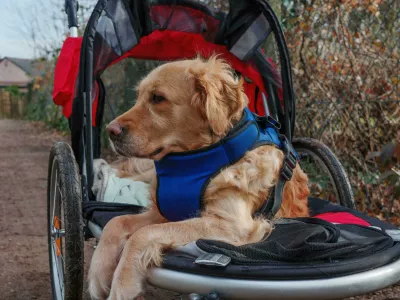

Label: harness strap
[155,108,295,222]
[256,134,297,218]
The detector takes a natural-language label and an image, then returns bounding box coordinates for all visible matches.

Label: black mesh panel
[150,1,221,42]
[96,0,137,56]
[93,0,139,76]
[230,14,271,61]
[196,218,394,264]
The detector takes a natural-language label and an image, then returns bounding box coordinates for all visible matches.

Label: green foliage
[4,85,22,97]
[23,59,70,132]
[283,0,399,222]
[24,91,69,132]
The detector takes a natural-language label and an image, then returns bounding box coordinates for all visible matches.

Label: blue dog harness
[154,108,291,222]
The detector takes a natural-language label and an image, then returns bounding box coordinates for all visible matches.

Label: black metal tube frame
[76,0,296,198]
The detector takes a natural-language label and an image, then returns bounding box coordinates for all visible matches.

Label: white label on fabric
[195,253,231,267]
[386,230,400,242]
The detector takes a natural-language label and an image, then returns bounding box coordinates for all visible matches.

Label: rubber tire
[47,142,84,300]
[292,137,356,209]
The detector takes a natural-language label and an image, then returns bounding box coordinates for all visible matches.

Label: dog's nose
[106,122,122,136]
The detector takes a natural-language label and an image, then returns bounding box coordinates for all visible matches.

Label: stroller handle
[65,0,79,36]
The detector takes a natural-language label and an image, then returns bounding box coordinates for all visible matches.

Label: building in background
[0,57,37,92]
[0,57,38,118]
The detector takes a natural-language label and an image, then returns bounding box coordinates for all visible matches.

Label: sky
[0,0,40,58]
[0,0,95,59]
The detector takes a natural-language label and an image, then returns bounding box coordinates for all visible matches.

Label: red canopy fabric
[53,37,82,118]
[53,31,282,124]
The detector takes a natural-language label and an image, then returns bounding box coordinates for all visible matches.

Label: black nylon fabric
[162,243,400,279]
[83,201,143,228]
[196,218,394,264]
[83,198,400,279]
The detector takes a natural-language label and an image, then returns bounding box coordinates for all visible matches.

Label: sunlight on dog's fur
[88,56,310,300]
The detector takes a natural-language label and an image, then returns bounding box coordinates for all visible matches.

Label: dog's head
[107,56,248,160]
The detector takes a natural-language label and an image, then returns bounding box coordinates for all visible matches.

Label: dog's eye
[151,94,166,104]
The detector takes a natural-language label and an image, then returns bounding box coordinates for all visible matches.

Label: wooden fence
[0,89,26,119]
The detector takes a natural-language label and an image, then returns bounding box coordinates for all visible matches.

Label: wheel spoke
[51,237,64,299]
[57,182,63,200]
[49,161,65,299]
[53,239,66,264]
[51,170,58,224]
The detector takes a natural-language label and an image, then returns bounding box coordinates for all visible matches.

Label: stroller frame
[75,0,296,201]
[85,219,400,300]
[47,0,399,299]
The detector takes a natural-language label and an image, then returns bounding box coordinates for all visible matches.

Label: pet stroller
[48,0,400,299]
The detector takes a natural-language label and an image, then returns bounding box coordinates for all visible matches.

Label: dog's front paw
[107,286,143,300]
[107,273,144,300]
[88,266,111,300]
[88,251,116,299]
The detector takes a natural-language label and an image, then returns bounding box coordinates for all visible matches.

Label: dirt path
[0,120,64,300]
[0,119,398,300]
[0,119,177,300]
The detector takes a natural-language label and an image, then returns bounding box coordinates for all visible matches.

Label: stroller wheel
[293,137,356,209]
[47,142,84,300]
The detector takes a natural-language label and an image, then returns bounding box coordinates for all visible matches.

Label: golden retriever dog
[88,56,310,300]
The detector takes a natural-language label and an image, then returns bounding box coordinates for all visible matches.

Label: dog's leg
[88,210,165,300]
[108,216,259,300]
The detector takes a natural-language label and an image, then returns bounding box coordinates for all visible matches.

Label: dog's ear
[189,56,248,136]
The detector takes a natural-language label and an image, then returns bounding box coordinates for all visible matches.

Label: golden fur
[88,56,310,300]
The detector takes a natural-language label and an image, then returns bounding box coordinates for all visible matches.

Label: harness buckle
[255,115,281,131]
[266,115,281,131]
[279,135,298,181]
